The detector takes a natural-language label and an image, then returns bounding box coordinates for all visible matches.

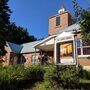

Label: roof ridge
[52,23,80,35]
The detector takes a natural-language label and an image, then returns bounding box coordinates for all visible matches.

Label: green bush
[35,80,55,90]
[0,65,45,89]
[0,65,25,89]
[0,64,89,89]
[45,65,80,89]
[79,68,90,80]
[25,65,45,80]
[29,65,56,90]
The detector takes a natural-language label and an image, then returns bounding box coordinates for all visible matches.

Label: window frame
[31,55,38,63]
[77,39,90,57]
[56,16,60,26]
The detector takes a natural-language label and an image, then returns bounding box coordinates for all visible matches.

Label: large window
[77,39,90,56]
[56,16,60,26]
[57,41,74,64]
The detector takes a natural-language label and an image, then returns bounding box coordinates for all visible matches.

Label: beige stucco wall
[83,66,90,71]
[78,57,90,70]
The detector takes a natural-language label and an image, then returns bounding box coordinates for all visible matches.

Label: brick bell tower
[48,5,76,35]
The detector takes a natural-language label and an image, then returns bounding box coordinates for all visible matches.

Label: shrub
[1,64,89,89]
[79,68,90,80]
[28,65,55,90]
[0,59,4,66]
[0,65,25,89]
[35,80,55,90]
[46,65,81,89]
[25,65,45,81]
[0,65,45,89]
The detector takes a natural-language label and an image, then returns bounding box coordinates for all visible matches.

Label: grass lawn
[80,79,90,83]
[23,79,90,90]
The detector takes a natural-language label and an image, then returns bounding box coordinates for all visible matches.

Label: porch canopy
[56,32,74,40]
[33,35,57,51]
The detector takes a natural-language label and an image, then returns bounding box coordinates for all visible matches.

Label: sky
[8,0,90,39]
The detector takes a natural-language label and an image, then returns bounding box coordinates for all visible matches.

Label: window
[56,16,60,26]
[13,56,18,65]
[77,39,90,56]
[31,55,38,63]
[82,41,90,55]
[77,39,81,55]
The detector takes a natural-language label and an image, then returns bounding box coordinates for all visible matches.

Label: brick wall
[22,52,40,65]
[10,52,20,65]
[23,51,54,65]
[48,11,75,35]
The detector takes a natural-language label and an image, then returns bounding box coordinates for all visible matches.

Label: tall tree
[79,8,90,43]
[0,0,11,55]
[7,23,37,44]
[72,0,83,20]
[72,0,90,43]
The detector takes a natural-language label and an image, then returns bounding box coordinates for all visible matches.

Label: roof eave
[33,35,57,48]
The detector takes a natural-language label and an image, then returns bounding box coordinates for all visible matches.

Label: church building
[1,6,90,70]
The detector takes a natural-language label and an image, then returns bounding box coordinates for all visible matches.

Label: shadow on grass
[79,83,90,89]
[20,80,90,90]
[19,79,42,89]
[62,83,90,90]
[0,79,43,90]
[0,80,90,90]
